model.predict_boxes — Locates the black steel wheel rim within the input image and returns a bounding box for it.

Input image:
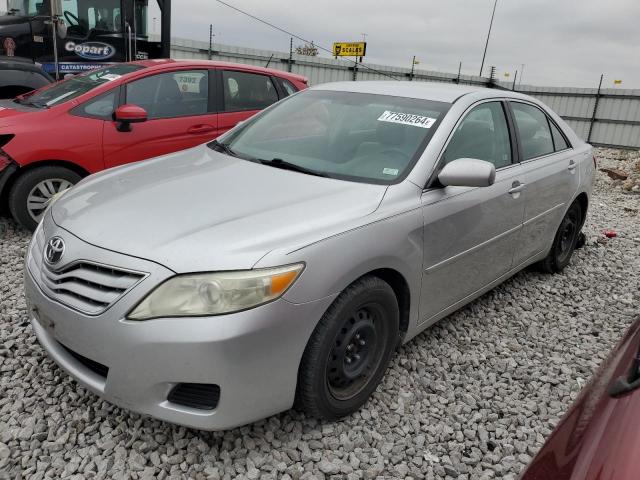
[326,304,386,401]
[557,208,579,263]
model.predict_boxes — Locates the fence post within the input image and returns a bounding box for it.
[208,24,213,60]
[288,37,293,72]
[512,70,517,90]
[587,74,603,143]
[456,61,461,84]
[352,57,358,81]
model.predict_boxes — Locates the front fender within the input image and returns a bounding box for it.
[255,206,424,331]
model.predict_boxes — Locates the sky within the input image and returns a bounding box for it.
[152,0,640,89]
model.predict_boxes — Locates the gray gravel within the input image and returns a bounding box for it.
[1,148,639,480]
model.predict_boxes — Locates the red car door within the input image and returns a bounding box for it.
[215,69,281,136]
[103,68,218,168]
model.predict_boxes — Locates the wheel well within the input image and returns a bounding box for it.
[1,160,89,205]
[575,192,589,227]
[366,268,411,335]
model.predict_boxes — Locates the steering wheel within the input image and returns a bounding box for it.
[64,10,80,26]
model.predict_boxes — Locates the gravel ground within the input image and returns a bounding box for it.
[1,148,639,480]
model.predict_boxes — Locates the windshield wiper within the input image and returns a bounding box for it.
[258,158,330,178]
[208,139,238,157]
[14,97,48,109]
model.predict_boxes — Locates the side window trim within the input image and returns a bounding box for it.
[507,100,572,162]
[211,68,224,113]
[426,98,515,189]
[272,76,287,99]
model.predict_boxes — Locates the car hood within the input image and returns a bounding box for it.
[52,145,387,273]
[0,99,43,126]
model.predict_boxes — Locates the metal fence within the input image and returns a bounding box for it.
[170,37,640,150]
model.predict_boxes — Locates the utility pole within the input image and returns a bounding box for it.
[208,24,213,60]
[519,63,525,87]
[288,37,293,72]
[512,70,518,90]
[456,61,462,83]
[479,0,498,77]
[409,55,416,81]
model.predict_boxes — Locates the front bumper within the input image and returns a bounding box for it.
[25,216,335,430]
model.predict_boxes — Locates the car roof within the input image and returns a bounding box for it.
[129,58,307,84]
[312,80,517,103]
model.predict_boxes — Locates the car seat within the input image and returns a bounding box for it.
[153,76,183,118]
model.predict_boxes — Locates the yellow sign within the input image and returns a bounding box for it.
[333,42,367,57]
[614,79,622,85]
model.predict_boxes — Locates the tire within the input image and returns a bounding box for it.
[538,202,583,273]
[296,275,399,420]
[8,166,81,232]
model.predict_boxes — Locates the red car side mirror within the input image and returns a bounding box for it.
[114,104,148,132]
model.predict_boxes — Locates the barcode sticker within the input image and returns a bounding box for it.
[378,111,436,129]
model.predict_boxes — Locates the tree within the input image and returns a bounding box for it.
[295,42,318,56]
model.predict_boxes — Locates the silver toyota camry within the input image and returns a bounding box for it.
[24,81,595,430]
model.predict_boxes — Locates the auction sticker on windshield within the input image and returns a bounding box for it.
[378,111,436,128]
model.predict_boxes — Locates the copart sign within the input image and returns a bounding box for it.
[65,41,115,60]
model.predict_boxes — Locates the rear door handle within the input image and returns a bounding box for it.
[508,181,526,194]
[187,124,215,134]
[568,160,577,171]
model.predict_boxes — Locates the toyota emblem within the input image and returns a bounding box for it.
[45,237,65,265]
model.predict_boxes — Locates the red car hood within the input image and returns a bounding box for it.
[521,316,640,480]
[0,100,40,127]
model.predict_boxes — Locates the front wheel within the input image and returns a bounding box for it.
[296,276,399,420]
[538,202,583,273]
[8,166,81,231]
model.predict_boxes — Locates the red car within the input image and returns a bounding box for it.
[521,315,640,480]
[0,59,307,230]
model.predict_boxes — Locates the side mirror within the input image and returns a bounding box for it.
[438,158,496,188]
[114,104,148,132]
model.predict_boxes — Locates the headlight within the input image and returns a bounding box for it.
[127,263,304,320]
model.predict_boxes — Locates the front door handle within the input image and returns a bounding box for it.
[568,160,577,171]
[187,124,215,134]
[508,181,526,195]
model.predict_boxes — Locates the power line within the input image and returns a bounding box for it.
[213,0,401,80]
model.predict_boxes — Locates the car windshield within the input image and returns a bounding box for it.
[17,64,143,108]
[215,90,450,184]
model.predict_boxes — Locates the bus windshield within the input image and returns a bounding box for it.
[7,0,50,16]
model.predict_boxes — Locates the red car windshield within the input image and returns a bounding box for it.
[17,64,144,108]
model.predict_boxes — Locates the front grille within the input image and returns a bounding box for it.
[28,228,146,315]
[61,343,109,378]
[167,383,221,410]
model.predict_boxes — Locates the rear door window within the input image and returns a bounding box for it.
[222,70,279,112]
[511,102,554,160]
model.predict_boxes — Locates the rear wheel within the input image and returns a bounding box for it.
[538,202,582,273]
[296,276,399,420]
[8,166,80,231]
